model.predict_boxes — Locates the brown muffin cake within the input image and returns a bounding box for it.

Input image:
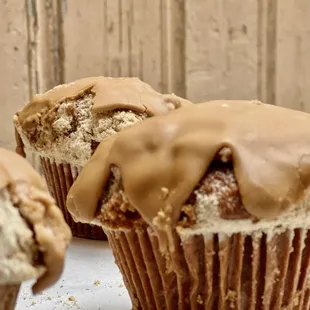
[0,148,71,310]
[13,76,191,240]
[68,100,310,309]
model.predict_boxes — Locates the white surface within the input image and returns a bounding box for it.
[16,238,131,310]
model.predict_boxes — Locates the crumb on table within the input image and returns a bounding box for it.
[68,296,76,302]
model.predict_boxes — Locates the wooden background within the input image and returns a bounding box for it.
[1,0,310,152]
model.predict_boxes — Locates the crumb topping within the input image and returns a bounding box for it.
[15,93,147,166]
[97,163,250,230]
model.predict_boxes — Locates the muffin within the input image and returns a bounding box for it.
[68,100,310,309]
[13,76,191,240]
[0,148,71,310]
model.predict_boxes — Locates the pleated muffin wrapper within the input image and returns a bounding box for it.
[105,225,310,310]
[0,284,20,310]
[40,156,106,240]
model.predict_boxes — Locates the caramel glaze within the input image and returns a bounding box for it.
[14,77,192,156]
[67,100,310,251]
[0,148,71,292]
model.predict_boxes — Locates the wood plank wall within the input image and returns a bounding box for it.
[1,0,310,156]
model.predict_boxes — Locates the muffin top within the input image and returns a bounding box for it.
[0,148,71,292]
[67,100,310,234]
[14,77,191,165]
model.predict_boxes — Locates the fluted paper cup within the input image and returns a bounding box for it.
[40,156,106,240]
[105,227,310,310]
[0,284,20,310]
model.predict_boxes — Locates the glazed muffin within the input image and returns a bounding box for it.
[13,76,191,240]
[68,100,310,309]
[0,148,71,310]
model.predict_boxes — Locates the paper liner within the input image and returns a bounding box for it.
[40,156,106,240]
[0,284,20,310]
[106,228,310,310]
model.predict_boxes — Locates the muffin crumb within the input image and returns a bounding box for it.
[226,290,237,308]
[68,296,76,302]
[161,187,169,200]
[196,294,203,304]
[153,209,172,231]
[178,204,196,228]
[218,147,232,163]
